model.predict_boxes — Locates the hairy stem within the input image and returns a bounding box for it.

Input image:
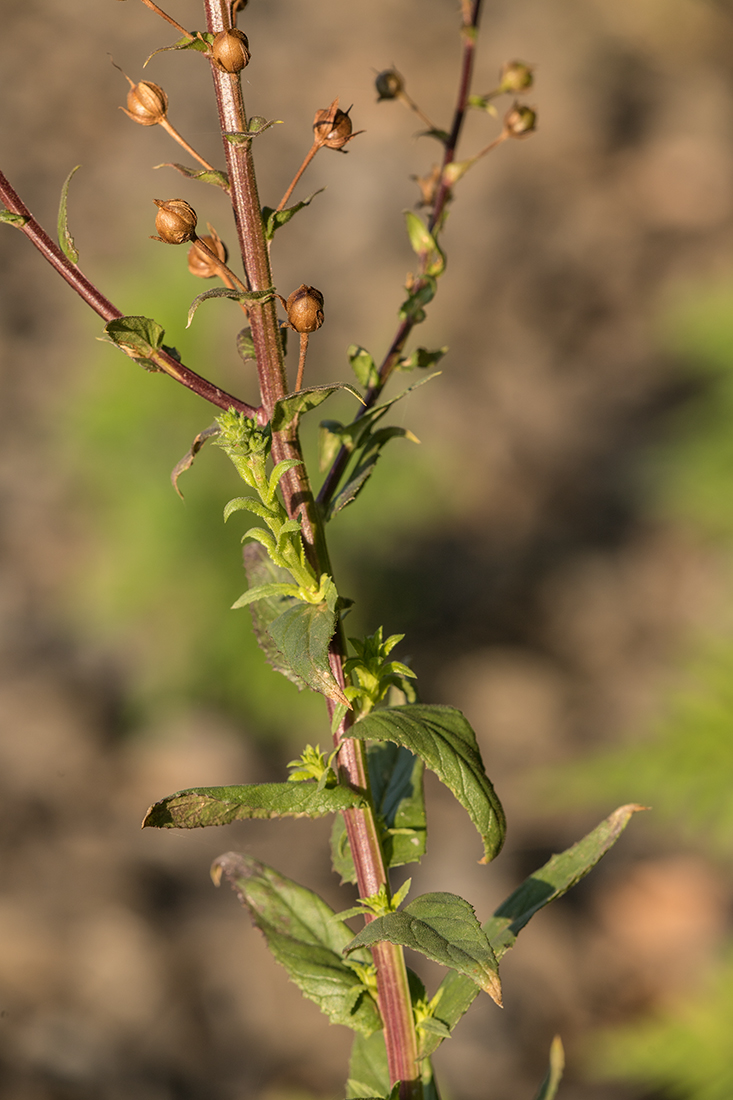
[0,169,256,416]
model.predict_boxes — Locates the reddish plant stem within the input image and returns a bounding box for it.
[317,0,483,514]
[203,4,422,1094]
[0,169,256,417]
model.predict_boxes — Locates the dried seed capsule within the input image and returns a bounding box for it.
[375,69,404,101]
[123,80,168,126]
[211,28,251,74]
[498,60,534,94]
[187,228,227,278]
[503,102,537,138]
[152,199,198,244]
[285,285,324,333]
[313,101,357,150]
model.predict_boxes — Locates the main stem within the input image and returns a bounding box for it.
[203,4,422,1096]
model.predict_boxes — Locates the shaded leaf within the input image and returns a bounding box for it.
[346,704,505,864]
[344,892,502,1006]
[155,162,230,192]
[346,1032,438,1100]
[398,276,437,323]
[404,212,445,276]
[142,780,364,829]
[534,1036,565,1100]
[236,327,256,364]
[348,345,380,390]
[243,543,306,688]
[326,426,419,521]
[171,423,219,498]
[187,286,275,328]
[57,164,81,264]
[144,31,212,66]
[331,743,426,883]
[268,594,349,705]
[0,210,29,228]
[397,346,448,372]
[213,853,381,1035]
[104,315,165,371]
[271,383,364,432]
[422,804,645,1055]
[262,188,324,241]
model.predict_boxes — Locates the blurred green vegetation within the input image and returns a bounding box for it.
[57,245,449,745]
[555,280,733,1098]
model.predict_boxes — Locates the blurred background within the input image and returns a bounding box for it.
[3,0,733,1097]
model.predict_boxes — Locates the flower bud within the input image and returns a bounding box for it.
[503,102,537,138]
[375,69,404,101]
[211,28,251,74]
[152,199,198,245]
[285,285,324,334]
[313,99,361,151]
[187,227,227,278]
[498,60,534,94]
[122,80,168,126]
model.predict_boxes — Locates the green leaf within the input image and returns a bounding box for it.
[331,743,426,883]
[347,1032,390,1099]
[236,326,256,364]
[0,209,29,228]
[421,804,644,1056]
[242,543,306,688]
[348,345,380,390]
[271,383,364,432]
[224,117,282,145]
[404,212,445,277]
[326,426,419,520]
[397,346,448,372]
[103,315,166,371]
[268,597,349,705]
[142,780,364,828]
[534,1035,565,1100]
[213,853,382,1036]
[398,276,437,323]
[187,286,275,328]
[57,164,80,264]
[344,892,502,1006]
[231,581,302,609]
[155,162,230,192]
[346,704,506,864]
[170,423,219,498]
[262,188,324,241]
[144,31,212,66]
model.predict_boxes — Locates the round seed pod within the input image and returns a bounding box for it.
[123,80,168,126]
[504,102,537,138]
[152,199,198,244]
[313,105,354,150]
[187,229,228,278]
[375,69,404,101]
[211,29,251,74]
[285,285,324,333]
[498,60,534,94]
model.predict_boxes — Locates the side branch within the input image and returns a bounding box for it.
[0,170,256,417]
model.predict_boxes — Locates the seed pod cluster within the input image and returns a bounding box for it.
[123,80,168,126]
[211,29,251,74]
[187,227,227,278]
[503,102,537,138]
[285,285,324,334]
[152,199,198,244]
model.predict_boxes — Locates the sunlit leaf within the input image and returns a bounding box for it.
[143,780,363,828]
[57,164,81,264]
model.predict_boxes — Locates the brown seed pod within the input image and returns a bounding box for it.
[187,227,228,278]
[313,99,361,151]
[122,80,168,126]
[211,28,251,74]
[503,101,537,138]
[375,69,404,101]
[285,285,324,334]
[498,60,534,94]
[152,199,198,245]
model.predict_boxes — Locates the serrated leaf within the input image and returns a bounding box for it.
[534,1036,565,1100]
[231,581,302,609]
[171,423,219,498]
[243,543,306,688]
[104,315,165,371]
[262,188,324,241]
[397,346,448,372]
[422,804,645,1056]
[187,286,275,328]
[346,704,505,864]
[213,853,381,1035]
[331,743,426,883]
[348,345,380,390]
[0,209,29,228]
[344,892,502,1005]
[268,597,348,705]
[57,164,80,264]
[144,31,212,66]
[271,383,364,432]
[142,780,364,828]
[155,162,230,192]
[236,326,256,363]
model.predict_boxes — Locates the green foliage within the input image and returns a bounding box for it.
[155,162,231,192]
[57,164,80,264]
[534,1037,565,1100]
[213,853,382,1036]
[103,314,167,371]
[346,704,506,864]
[262,189,324,241]
[142,779,363,828]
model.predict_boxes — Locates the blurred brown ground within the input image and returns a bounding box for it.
[2,1,733,1098]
